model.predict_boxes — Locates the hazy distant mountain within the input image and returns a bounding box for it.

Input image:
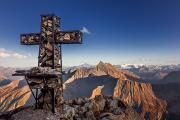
[160,71,180,84]
[62,63,93,73]
[116,64,180,83]
[0,66,24,80]
[64,61,167,120]
[0,74,6,81]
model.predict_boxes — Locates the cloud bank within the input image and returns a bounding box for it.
[0,48,27,59]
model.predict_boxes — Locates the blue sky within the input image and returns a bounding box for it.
[0,0,180,67]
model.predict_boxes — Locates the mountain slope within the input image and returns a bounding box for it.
[0,80,19,95]
[114,79,166,120]
[0,80,31,112]
[153,83,180,120]
[160,71,180,83]
[152,71,180,119]
[64,75,118,99]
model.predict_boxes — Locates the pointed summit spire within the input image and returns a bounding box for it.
[97,61,105,67]
[98,61,104,64]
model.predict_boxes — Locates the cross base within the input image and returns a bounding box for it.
[13,69,64,113]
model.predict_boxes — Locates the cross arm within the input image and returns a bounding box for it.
[21,33,41,45]
[55,30,82,44]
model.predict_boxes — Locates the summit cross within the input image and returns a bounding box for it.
[19,14,83,113]
[21,14,82,70]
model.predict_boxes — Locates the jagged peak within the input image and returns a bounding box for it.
[96,61,106,68]
[97,61,113,67]
[98,61,105,65]
[95,61,120,76]
[96,61,116,69]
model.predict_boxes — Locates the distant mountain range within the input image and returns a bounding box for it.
[115,64,180,83]
[0,63,179,82]
[63,63,180,83]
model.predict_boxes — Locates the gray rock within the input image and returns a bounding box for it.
[63,105,76,120]
[112,108,123,115]
[85,111,96,120]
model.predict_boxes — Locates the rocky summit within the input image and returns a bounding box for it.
[3,95,143,120]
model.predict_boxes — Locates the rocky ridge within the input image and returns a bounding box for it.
[64,61,139,87]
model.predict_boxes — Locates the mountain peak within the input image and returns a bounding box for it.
[97,61,105,66]
[95,61,122,77]
[96,61,116,70]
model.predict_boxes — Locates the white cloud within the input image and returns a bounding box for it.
[0,52,10,58]
[81,27,91,34]
[0,48,27,59]
[12,53,27,59]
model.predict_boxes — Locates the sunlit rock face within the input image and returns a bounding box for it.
[90,85,104,99]
[0,80,31,112]
[0,80,19,95]
[114,79,167,120]
[0,66,24,80]
[64,61,167,120]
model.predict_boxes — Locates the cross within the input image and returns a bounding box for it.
[20,14,83,112]
[21,14,82,71]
